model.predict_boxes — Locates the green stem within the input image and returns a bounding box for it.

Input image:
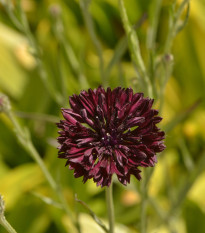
[0,216,17,233]
[14,111,60,123]
[80,0,106,87]
[168,151,205,219]
[140,169,148,233]
[106,182,115,233]
[0,195,17,233]
[147,0,162,95]
[7,110,58,189]
[118,0,153,97]
[4,0,63,105]
[147,0,162,50]
[75,194,108,233]
[5,110,78,231]
[164,0,190,53]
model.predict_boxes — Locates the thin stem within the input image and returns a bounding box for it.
[79,0,106,87]
[0,195,17,233]
[14,111,60,123]
[62,41,89,89]
[5,110,78,231]
[3,0,63,105]
[147,0,162,95]
[7,110,58,190]
[147,0,162,50]
[140,173,147,233]
[167,151,205,219]
[106,182,115,233]
[164,0,190,53]
[118,0,153,97]
[50,8,89,90]
[75,194,108,233]
[153,151,205,230]
[159,54,174,111]
[0,216,17,233]
[117,62,126,87]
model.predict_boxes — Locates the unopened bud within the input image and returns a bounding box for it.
[163,53,174,63]
[49,4,61,18]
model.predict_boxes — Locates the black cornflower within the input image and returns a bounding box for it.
[57,87,165,187]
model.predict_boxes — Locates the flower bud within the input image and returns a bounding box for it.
[49,4,61,18]
[163,53,174,63]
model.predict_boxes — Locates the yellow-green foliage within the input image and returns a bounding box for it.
[0,0,205,232]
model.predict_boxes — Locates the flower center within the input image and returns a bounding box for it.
[101,131,117,147]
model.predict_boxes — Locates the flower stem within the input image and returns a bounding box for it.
[79,0,106,87]
[119,0,153,97]
[0,195,17,233]
[2,0,63,105]
[140,169,148,233]
[106,182,115,233]
[0,216,17,233]
[4,110,78,232]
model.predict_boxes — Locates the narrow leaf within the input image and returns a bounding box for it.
[164,99,201,133]
[75,194,109,233]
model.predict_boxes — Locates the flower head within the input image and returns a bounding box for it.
[57,87,165,187]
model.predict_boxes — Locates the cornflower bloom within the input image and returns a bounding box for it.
[57,87,165,187]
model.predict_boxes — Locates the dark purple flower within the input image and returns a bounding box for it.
[57,87,165,187]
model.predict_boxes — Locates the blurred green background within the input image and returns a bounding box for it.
[0,0,205,232]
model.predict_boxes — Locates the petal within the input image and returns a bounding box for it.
[76,137,96,147]
[62,111,77,125]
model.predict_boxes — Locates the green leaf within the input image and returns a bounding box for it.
[0,163,43,210]
[0,23,28,99]
[183,200,205,233]
[164,99,201,133]
[75,194,109,233]
[105,37,127,80]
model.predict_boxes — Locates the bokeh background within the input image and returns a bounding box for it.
[0,0,205,232]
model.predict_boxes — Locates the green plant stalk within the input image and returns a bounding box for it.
[158,0,189,106]
[167,151,205,219]
[51,10,89,90]
[105,14,147,83]
[159,56,174,111]
[0,195,17,233]
[105,37,127,80]
[75,194,109,233]
[151,151,205,230]
[119,0,153,98]
[56,47,68,104]
[164,99,201,133]
[140,170,148,233]
[117,62,126,87]
[3,0,63,105]
[106,182,115,233]
[0,216,17,233]
[178,137,194,171]
[164,0,190,53]
[146,0,190,103]
[147,0,162,50]
[147,0,162,94]
[62,41,89,90]
[5,110,78,231]
[148,197,176,233]
[15,111,60,123]
[79,0,106,87]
